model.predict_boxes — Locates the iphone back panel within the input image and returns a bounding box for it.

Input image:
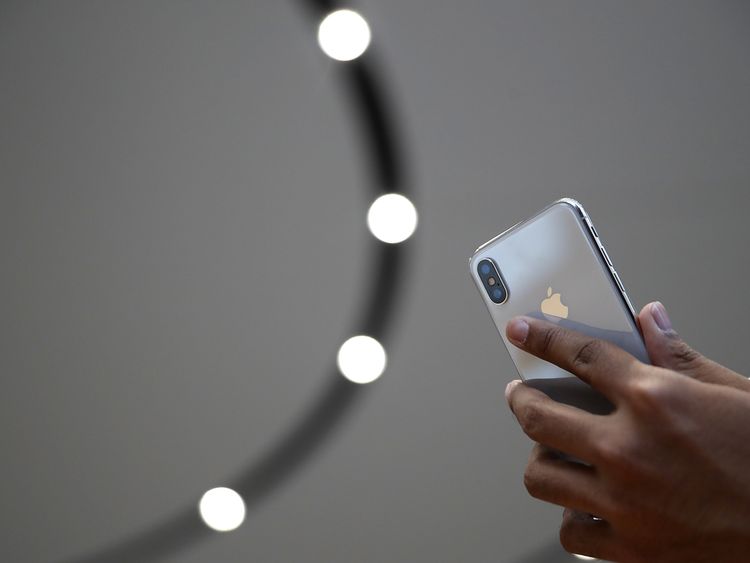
[469,198,648,414]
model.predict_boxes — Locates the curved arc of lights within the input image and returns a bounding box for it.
[59,3,413,563]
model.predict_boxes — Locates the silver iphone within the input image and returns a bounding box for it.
[469,198,648,414]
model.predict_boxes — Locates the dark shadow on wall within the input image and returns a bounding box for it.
[58,1,412,562]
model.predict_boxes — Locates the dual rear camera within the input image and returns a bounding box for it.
[477,259,508,304]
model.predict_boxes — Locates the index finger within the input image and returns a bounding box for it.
[506,316,639,400]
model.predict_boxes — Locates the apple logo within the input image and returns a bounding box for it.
[541,286,569,319]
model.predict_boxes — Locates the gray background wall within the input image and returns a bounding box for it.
[1,1,749,562]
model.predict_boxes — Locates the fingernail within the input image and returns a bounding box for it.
[505,379,521,402]
[651,301,672,331]
[507,318,529,345]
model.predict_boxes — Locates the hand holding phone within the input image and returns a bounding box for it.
[473,199,750,562]
[503,303,750,562]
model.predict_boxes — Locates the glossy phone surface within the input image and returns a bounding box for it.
[469,199,648,414]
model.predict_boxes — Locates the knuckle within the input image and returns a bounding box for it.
[595,438,625,467]
[595,435,634,470]
[666,337,704,372]
[523,463,550,500]
[517,400,545,438]
[539,325,563,356]
[626,376,673,412]
[522,464,539,496]
[596,436,644,483]
[571,338,605,370]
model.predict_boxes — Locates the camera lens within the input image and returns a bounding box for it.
[477,259,508,304]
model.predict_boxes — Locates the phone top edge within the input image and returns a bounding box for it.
[469,197,585,263]
[470,219,522,258]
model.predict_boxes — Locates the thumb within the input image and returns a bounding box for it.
[639,301,750,390]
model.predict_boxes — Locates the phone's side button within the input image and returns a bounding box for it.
[586,219,599,238]
[613,271,625,292]
[601,246,613,266]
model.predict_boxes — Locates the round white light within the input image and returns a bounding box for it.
[318,9,371,62]
[337,335,387,384]
[367,193,418,244]
[573,555,597,561]
[198,487,246,532]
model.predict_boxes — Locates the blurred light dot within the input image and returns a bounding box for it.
[337,335,386,384]
[367,193,418,244]
[198,487,246,532]
[573,555,597,561]
[318,9,371,61]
